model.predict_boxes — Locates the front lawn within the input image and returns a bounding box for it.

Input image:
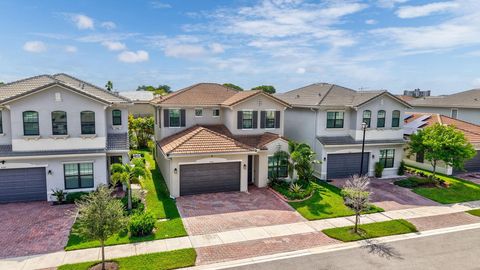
[467,209,480,217]
[322,219,417,242]
[289,181,383,220]
[65,150,187,251]
[395,167,480,204]
[58,248,196,270]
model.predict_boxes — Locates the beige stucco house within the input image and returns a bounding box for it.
[151,83,291,197]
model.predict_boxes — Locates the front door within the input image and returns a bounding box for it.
[248,155,253,184]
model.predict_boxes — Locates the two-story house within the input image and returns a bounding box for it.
[0,74,131,203]
[151,83,291,197]
[277,83,411,179]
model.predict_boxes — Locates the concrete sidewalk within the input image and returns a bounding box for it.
[2,200,480,270]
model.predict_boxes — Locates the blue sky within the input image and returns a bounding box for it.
[1,0,480,94]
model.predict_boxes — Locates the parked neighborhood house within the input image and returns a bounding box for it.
[403,112,480,175]
[152,83,291,197]
[120,90,155,118]
[408,88,480,125]
[277,83,411,180]
[0,74,131,203]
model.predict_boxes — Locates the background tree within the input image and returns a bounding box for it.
[223,83,243,91]
[128,115,154,149]
[137,84,171,95]
[0,82,4,85]
[342,175,371,234]
[289,141,320,182]
[76,185,127,270]
[105,80,113,91]
[251,85,276,94]
[408,123,476,180]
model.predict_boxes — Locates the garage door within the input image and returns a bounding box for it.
[454,150,480,174]
[0,167,47,203]
[180,162,241,196]
[327,153,369,179]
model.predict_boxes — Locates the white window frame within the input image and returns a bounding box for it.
[194,108,203,117]
[169,108,181,128]
[451,108,458,119]
[241,109,254,130]
[212,108,220,117]
[326,110,345,129]
[265,109,276,130]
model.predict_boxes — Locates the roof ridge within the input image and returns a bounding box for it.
[318,84,336,105]
[153,83,203,104]
[0,74,53,88]
[53,73,131,102]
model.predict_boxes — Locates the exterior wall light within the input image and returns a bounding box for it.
[243,164,247,170]
[48,170,53,175]
[174,168,178,174]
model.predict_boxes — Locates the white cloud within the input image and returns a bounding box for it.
[101,41,127,51]
[76,33,139,43]
[396,2,459,19]
[365,19,378,25]
[70,14,94,30]
[165,44,206,58]
[118,50,149,63]
[209,43,225,53]
[23,41,47,53]
[150,1,171,9]
[296,67,306,74]
[65,45,77,53]
[101,21,116,30]
[376,0,409,8]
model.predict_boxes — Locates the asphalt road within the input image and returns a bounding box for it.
[226,228,480,270]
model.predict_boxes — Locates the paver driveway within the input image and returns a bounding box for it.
[176,187,305,235]
[0,202,76,259]
[331,178,439,211]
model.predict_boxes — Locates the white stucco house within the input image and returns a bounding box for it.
[152,83,291,197]
[0,74,131,202]
[277,83,412,180]
[120,91,155,118]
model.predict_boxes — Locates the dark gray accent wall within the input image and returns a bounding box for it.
[180,109,186,127]
[260,111,266,128]
[275,111,281,128]
[252,111,258,129]
[237,111,243,129]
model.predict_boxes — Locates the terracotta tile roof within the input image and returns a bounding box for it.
[157,125,287,156]
[151,83,239,106]
[158,125,255,156]
[404,112,480,146]
[222,90,291,107]
[0,73,130,104]
[396,95,416,102]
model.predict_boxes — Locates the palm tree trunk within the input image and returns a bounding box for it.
[101,239,105,270]
[128,182,132,210]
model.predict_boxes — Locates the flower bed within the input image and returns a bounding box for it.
[269,180,314,201]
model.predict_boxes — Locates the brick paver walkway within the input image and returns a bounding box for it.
[196,232,340,265]
[177,187,305,235]
[331,178,439,211]
[0,202,76,259]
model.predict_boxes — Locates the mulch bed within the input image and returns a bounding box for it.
[89,262,119,270]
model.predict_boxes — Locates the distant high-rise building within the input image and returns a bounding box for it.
[403,88,431,98]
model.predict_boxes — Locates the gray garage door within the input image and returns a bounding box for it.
[454,150,480,174]
[180,162,241,196]
[0,167,47,203]
[327,152,370,179]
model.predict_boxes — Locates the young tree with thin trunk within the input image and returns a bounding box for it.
[408,123,476,181]
[342,175,371,234]
[75,185,127,270]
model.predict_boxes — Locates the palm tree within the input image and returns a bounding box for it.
[110,159,146,210]
[105,80,113,91]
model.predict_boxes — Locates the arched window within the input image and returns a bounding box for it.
[377,110,386,128]
[362,110,371,128]
[81,111,95,135]
[112,109,122,126]
[392,110,400,128]
[23,111,39,136]
[52,111,67,135]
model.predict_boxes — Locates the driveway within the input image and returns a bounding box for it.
[0,202,76,259]
[176,187,305,235]
[330,178,439,211]
[454,172,480,185]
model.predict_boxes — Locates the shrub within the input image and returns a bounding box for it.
[374,162,384,178]
[121,196,144,214]
[129,211,156,237]
[51,188,67,203]
[65,192,90,204]
[394,177,436,188]
[271,180,313,200]
[398,161,406,175]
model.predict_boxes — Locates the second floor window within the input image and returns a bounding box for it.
[242,111,253,129]
[362,110,371,128]
[392,110,400,128]
[112,110,122,126]
[377,110,386,128]
[81,111,95,135]
[169,109,181,127]
[52,111,67,135]
[451,109,458,119]
[265,111,276,128]
[326,111,344,128]
[23,111,39,136]
[212,108,220,117]
[195,108,203,117]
